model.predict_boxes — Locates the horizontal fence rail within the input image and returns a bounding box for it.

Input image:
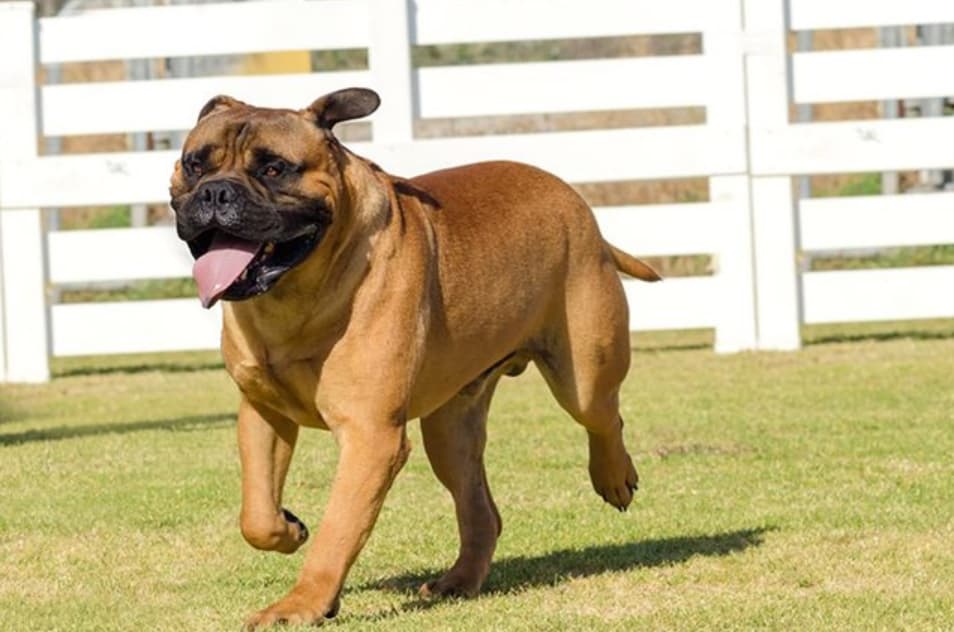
[751,117,954,176]
[411,0,731,44]
[623,278,719,331]
[0,125,746,209]
[790,0,954,30]
[38,1,370,63]
[48,227,192,284]
[800,193,954,252]
[51,300,222,357]
[1,0,952,382]
[803,267,954,324]
[594,204,728,257]
[42,71,376,137]
[793,46,954,104]
[359,127,747,183]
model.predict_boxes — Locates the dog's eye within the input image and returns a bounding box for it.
[184,159,204,178]
[263,161,286,178]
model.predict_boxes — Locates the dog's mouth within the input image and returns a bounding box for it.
[189,226,324,308]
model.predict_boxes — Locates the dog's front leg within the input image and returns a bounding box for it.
[244,421,410,629]
[237,398,308,554]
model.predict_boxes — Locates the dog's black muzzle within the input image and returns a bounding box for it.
[172,179,332,302]
[175,178,284,246]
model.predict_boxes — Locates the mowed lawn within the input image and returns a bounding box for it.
[1,322,953,631]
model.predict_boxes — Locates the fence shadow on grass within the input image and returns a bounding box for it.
[361,526,773,613]
[53,360,225,379]
[0,412,233,445]
[805,327,954,347]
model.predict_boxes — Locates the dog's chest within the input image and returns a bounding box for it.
[230,360,326,428]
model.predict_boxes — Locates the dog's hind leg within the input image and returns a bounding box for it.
[538,358,638,511]
[418,366,512,598]
[237,397,309,554]
[535,268,639,511]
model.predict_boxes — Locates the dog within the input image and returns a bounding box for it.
[168,87,660,628]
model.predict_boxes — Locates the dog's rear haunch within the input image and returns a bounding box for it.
[168,87,659,628]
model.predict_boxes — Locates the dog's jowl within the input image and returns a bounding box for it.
[169,87,660,629]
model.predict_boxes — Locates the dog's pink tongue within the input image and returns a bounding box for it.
[192,234,261,309]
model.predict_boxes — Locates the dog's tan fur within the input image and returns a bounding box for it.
[169,88,659,628]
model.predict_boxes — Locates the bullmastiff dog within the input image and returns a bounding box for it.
[169,87,660,628]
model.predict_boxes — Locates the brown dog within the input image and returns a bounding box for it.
[169,87,659,628]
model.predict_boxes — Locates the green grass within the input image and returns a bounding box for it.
[60,278,197,303]
[59,205,132,230]
[811,244,954,271]
[309,35,701,72]
[814,173,883,198]
[2,323,953,630]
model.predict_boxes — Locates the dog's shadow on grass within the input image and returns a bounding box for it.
[359,526,773,616]
[0,412,232,445]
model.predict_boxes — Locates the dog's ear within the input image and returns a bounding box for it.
[306,88,380,130]
[197,95,245,122]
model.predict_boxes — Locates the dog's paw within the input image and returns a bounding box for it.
[589,446,639,512]
[243,590,339,630]
[241,509,309,554]
[418,568,484,600]
[281,508,309,547]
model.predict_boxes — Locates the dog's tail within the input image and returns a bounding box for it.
[606,242,662,282]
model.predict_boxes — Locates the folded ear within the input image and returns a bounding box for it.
[197,95,246,122]
[306,87,380,130]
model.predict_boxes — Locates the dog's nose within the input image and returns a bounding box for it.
[196,179,242,225]
[201,180,238,207]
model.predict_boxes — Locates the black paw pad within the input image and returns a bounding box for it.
[281,508,309,543]
[325,594,341,619]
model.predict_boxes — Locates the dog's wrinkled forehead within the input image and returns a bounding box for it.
[181,88,381,173]
[183,107,324,169]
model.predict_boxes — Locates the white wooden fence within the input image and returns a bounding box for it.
[0,0,952,382]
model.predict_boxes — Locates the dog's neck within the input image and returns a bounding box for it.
[221,155,408,367]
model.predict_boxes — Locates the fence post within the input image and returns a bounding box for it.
[704,0,758,353]
[367,0,415,143]
[0,2,52,382]
[743,0,802,350]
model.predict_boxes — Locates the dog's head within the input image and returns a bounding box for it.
[169,87,380,308]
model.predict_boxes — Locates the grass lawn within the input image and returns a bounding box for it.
[1,322,953,630]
